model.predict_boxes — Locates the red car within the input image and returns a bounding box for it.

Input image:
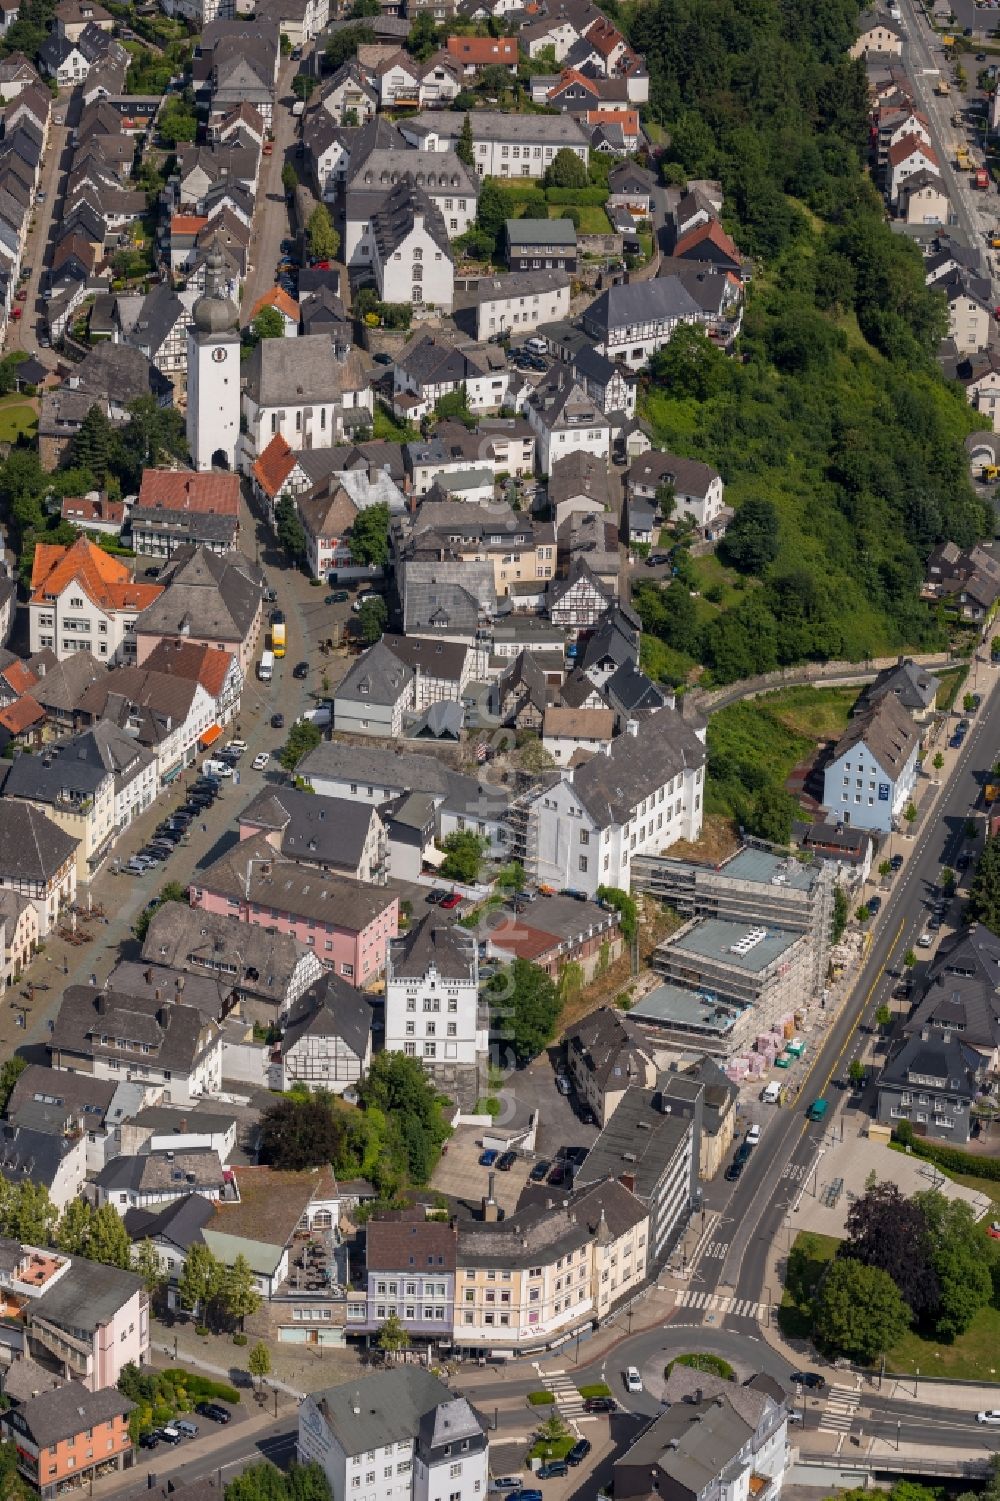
[14,288,27,302]
[989,1222,1000,1240]
[440,892,462,910]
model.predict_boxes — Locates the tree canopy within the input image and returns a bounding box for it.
[259,1097,347,1171]
[813,1257,911,1363]
[487,958,561,1063]
[349,503,389,567]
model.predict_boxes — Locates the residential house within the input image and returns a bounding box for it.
[582,278,704,368]
[48,984,224,1104]
[279,972,373,1093]
[575,1073,701,1262]
[141,900,324,1027]
[572,344,636,420]
[898,169,950,224]
[548,557,615,631]
[887,133,939,204]
[28,537,162,664]
[905,925,1000,1070]
[876,1026,983,1143]
[382,634,470,712]
[385,917,482,1076]
[239,783,387,886]
[122,284,191,392]
[496,650,547,730]
[924,539,1000,623]
[548,450,614,530]
[0,891,39,982]
[480,892,623,985]
[850,9,903,55]
[345,1211,457,1342]
[296,469,405,582]
[191,833,399,988]
[297,1369,487,1501]
[133,545,264,679]
[1,728,121,883]
[129,471,240,560]
[394,334,508,417]
[2,1380,135,1497]
[457,269,571,342]
[853,658,939,723]
[626,450,725,531]
[822,693,920,833]
[74,661,231,789]
[613,1365,788,1501]
[444,34,516,74]
[505,218,577,273]
[518,705,706,896]
[59,495,128,538]
[522,367,611,474]
[398,558,497,644]
[370,178,455,313]
[333,642,415,740]
[395,499,556,599]
[542,705,614,764]
[608,160,655,214]
[249,286,299,338]
[315,59,377,125]
[399,108,588,179]
[564,1006,656,1125]
[93,1149,231,1215]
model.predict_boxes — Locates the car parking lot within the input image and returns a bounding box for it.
[430,1126,534,1215]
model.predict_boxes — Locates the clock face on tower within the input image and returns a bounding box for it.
[211,347,228,363]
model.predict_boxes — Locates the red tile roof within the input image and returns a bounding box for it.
[550,68,600,97]
[251,286,300,324]
[673,218,742,263]
[60,495,127,525]
[585,16,625,55]
[136,470,240,516]
[252,433,297,500]
[0,660,39,697]
[30,537,163,614]
[171,214,208,237]
[585,107,638,132]
[0,694,45,735]
[887,131,937,168]
[141,638,235,700]
[445,35,517,64]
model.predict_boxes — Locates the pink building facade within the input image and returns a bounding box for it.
[188,889,398,986]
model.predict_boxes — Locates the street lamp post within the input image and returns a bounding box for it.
[896,1419,901,1452]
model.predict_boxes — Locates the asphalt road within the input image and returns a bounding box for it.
[691,659,1000,1327]
[898,0,996,289]
[240,57,299,323]
[109,1420,297,1498]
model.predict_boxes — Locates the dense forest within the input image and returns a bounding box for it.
[618,0,991,685]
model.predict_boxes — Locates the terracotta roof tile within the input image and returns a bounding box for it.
[29,536,163,614]
[171,214,208,236]
[140,638,235,700]
[0,660,39,696]
[445,35,516,63]
[251,286,300,324]
[0,694,45,734]
[252,432,297,500]
[137,470,240,515]
[673,218,741,262]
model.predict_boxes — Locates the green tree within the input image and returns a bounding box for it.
[133,1239,166,1298]
[158,95,198,145]
[595,886,638,943]
[56,1196,93,1255]
[721,498,781,575]
[439,830,487,883]
[536,1411,568,1449]
[878,860,891,880]
[475,178,513,252]
[357,595,388,644]
[543,147,588,189]
[488,958,561,1062]
[252,306,286,342]
[349,503,389,566]
[222,1254,263,1330]
[88,1203,132,1268]
[831,886,849,943]
[812,1258,911,1362]
[932,752,944,773]
[914,1190,995,1340]
[847,1059,866,1088]
[456,112,475,167]
[113,398,188,491]
[325,22,374,68]
[0,1056,26,1113]
[875,1003,892,1032]
[292,73,316,101]
[248,1341,272,1384]
[279,719,322,771]
[72,404,114,483]
[307,203,340,263]
[275,494,307,562]
[648,324,731,400]
[178,1243,224,1324]
[376,1310,408,1358]
[260,1097,346,1170]
[903,948,916,968]
[497,860,527,904]
[407,10,440,59]
[0,1181,55,1245]
[134,880,188,942]
[747,782,798,844]
[281,163,299,195]
[967,836,1000,934]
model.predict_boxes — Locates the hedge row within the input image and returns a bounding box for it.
[546,186,610,205]
[895,1132,1000,1183]
[502,181,546,202]
[160,1369,242,1405]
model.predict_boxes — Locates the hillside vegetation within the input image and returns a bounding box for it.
[623,0,989,685]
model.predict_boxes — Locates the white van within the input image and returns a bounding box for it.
[298,706,332,728]
[203,758,234,778]
[761,1080,781,1105]
[525,336,547,355]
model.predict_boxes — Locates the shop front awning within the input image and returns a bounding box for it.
[162,763,184,785]
[199,723,223,750]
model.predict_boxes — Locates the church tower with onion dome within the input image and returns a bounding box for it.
[186,245,240,472]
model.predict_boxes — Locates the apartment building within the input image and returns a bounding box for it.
[345,1211,457,1342]
[0,802,77,937]
[385,917,483,1073]
[29,537,162,663]
[2,1379,135,1497]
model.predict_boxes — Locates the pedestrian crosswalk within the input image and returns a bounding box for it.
[818,1384,861,1435]
[543,1369,586,1418]
[703,1241,728,1259]
[671,1288,764,1320]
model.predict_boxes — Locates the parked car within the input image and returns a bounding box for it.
[950,732,964,748]
[537,1463,568,1481]
[566,1440,592,1467]
[978,1412,1000,1425]
[175,1420,199,1439]
[724,1157,744,1182]
[252,753,270,771]
[158,1426,183,1445]
[745,1123,761,1146]
[583,1397,617,1414]
[497,1151,517,1171]
[547,1163,567,1186]
[426,889,448,906]
[646,552,671,567]
[271,712,285,729]
[624,1367,643,1394]
[195,1402,231,1425]
[373,352,394,366]
[479,1149,498,1167]
[139,1433,159,1450]
[325,591,349,604]
[890,854,903,871]
[790,1372,826,1390]
[440,892,463,910]
[353,591,380,612]
[293,661,309,679]
[555,1074,572,1096]
[867,895,882,916]
[528,1160,550,1182]
[917,930,933,947]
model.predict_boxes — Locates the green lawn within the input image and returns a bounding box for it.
[577,1383,611,1399]
[0,400,37,443]
[372,403,417,442]
[690,553,747,611]
[887,1304,1000,1381]
[935,664,969,713]
[528,1435,575,1463]
[547,203,611,234]
[706,686,856,824]
[759,684,860,740]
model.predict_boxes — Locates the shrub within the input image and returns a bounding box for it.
[577,1383,611,1399]
[233,1333,248,1346]
[892,1129,1000,1182]
[665,1353,735,1381]
[195,1325,210,1337]
[528,1391,555,1405]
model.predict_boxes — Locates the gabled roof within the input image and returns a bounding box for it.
[828,692,919,780]
[251,285,300,324]
[281,971,372,1064]
[887,131,938,167]
[251,432,297,500]
[371,175,452,263]
[445,34,517,63]
[336,640,414,708]
[29,536,163,615]
[569,703,705,827]
[0,799,77,881]
[672,218,741,264]
[389,914,475,982]
[140,638,235,701]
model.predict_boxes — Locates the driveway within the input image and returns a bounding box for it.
[508,1052,600,1163]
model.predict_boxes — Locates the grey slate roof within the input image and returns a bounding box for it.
[123,1191,215,1252]
[3,735,109,808]
[312,1368,455,1455]
[197,832,394,931]
[548,450,613,511]
[506,217,577,248]
[906,924,1000,1053]
[880,1028,980,1097]
[854,657,939,716]
[26,650,106,715]
[584,276,703,336]
[575,1077,698,1204]
[371,175,451,262]
[240,783,381,872]
[7,1064,115,1127]
[95,1148,226,1196]
[13,1380,133,1450]
[48,985,219,1075]
[569,704,704,828]
[29,1252,144,1334]
[135,544,262,647]
[828,692,918,780]
[389,915,475,982]
[0,1123,79,1194]
[299,741,510,822]
[244,333,372,407]
[281,971,372,1063]
[0,800,78,882]
[382,633,467,684]
[400,559,496,635]
[336,640,415,709]
[64,340,173,406]
[566,1005,653,1092]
